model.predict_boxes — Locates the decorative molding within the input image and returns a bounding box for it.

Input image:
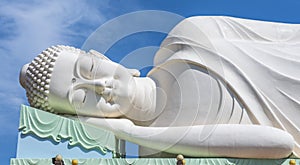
[19,105,115,154]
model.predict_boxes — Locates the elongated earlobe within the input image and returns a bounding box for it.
[127,69,140,77]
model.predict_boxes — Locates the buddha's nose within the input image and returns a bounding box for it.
[20,63,29,88]
[83,79,107,94]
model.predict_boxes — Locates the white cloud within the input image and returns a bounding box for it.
[0,0,107,60]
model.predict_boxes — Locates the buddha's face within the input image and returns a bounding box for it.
[71,52,137,117]
[20,46,139,117]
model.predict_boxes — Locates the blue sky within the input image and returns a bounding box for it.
[1,0,300,164]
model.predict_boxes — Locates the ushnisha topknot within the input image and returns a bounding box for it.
[20,45,111,113]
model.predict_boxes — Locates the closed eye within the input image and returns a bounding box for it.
[90,58,94,72]
[83,94,87,103]
[71,89,86,109]
[76,55,95,80]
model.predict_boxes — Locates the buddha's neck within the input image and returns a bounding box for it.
[125,77,157,121]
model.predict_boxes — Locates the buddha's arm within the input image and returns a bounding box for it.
[80,117,294,159]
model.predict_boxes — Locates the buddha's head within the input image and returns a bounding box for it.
[20,45,140,117]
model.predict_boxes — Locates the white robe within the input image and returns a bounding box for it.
[150,16,300,157]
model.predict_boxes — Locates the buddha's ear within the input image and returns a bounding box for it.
[127,69,140,77]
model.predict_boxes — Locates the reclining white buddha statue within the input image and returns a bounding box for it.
[19,16,300,159]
